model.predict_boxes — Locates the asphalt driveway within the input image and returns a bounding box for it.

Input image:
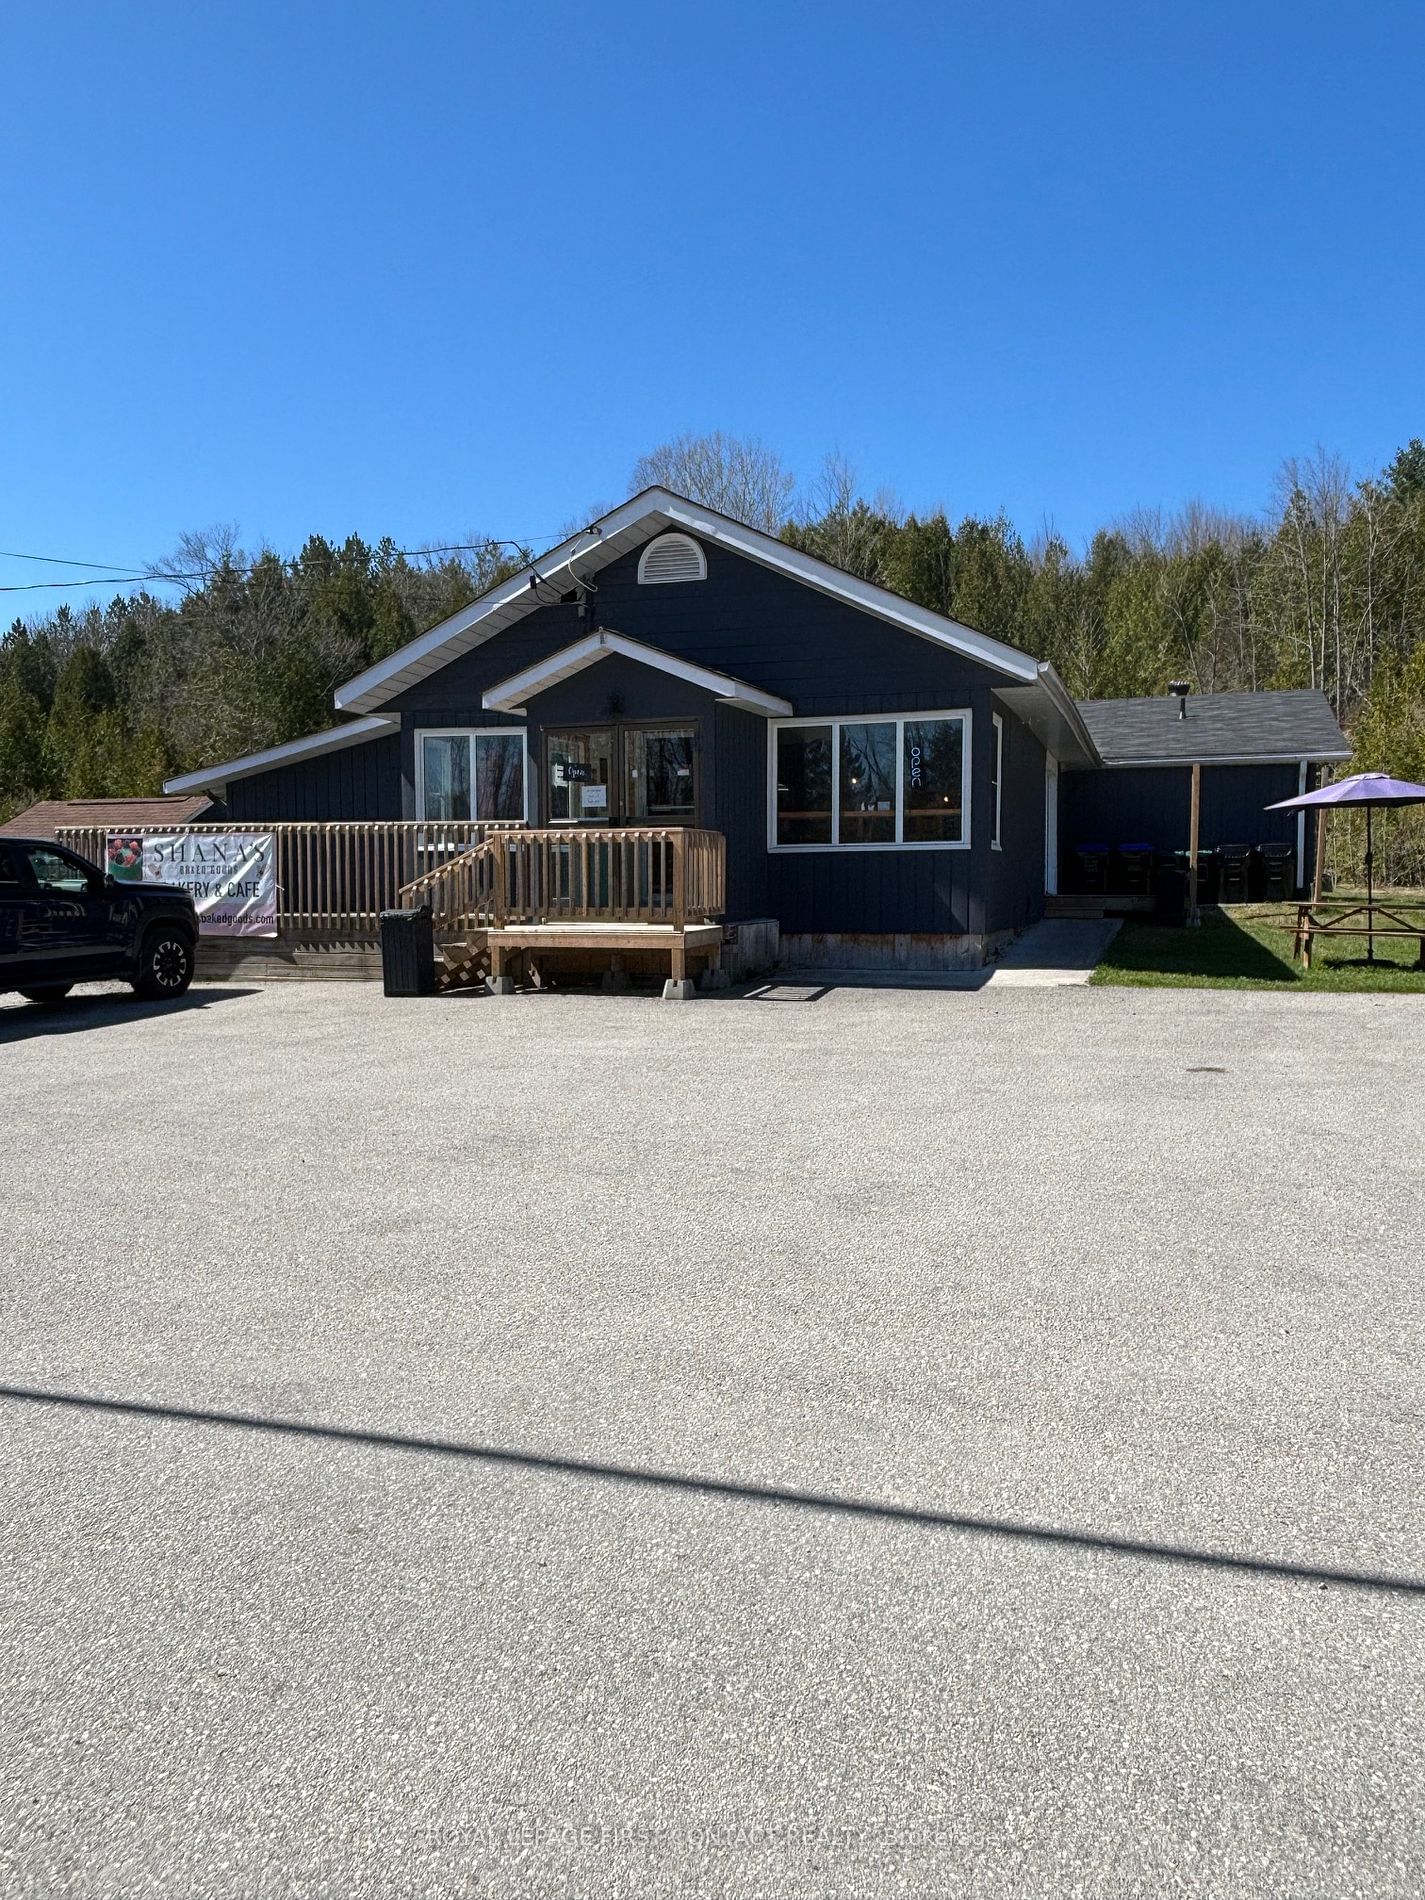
[1,979,1422,1898]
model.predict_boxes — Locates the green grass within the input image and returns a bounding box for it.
[1090,901,1425,993]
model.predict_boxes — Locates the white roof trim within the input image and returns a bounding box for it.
[993,664,1102,769]
[334,487,1040,714]
[482,628,794,719]
[163,715,398,794]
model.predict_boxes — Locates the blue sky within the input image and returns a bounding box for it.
[3,0,1422,611]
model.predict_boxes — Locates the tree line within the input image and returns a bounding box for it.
[4,435,1424,875]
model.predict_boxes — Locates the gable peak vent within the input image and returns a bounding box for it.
[637,531,707,586]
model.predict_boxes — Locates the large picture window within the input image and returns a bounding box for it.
[775,725,833,844]
[417,729,526,823]
[771,711,970,850]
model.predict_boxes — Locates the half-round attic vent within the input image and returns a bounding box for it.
[637,531,707,585]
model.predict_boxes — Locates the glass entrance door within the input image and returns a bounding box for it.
[546,728,615,825]
[545,724,700,826]
[625,725,697,823]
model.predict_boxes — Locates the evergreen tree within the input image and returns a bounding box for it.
[43,646,116,795]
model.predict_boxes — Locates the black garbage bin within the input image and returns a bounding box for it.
[1115,841,1154,896]
[1075,843,1110,894]
[1155,860,1190,925]
[1217,843,1251,903]
[380,905,436,997]
[1192,847,1219,905]
[1256,842,1294,902]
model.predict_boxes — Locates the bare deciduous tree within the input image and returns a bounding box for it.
[147,524,246,596]
[630,431,796,532]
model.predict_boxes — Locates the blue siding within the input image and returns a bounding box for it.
[713,704,769,920]
[213,538,1164,940]
[1059,761,1304,856]
[378,541,1010,936]
[987,708,1046,933]
[224,735,403,822]
[376,540,1013,717]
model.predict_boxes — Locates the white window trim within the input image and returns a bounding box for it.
[415,726,529,823]
[767,709,973,853]
[990,712,1004,851]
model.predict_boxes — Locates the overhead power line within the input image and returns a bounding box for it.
[0,533,575,595]
[0,547,146,572]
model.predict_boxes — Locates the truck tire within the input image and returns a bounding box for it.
[18,984,74,1004]
[132,925,195,1000]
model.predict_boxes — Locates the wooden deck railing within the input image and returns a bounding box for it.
[56,819,726,940]
[398,833,503,933]
[399,826,727,933]
[57,821,499,936]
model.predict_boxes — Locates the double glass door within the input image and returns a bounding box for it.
[545,724,698,826]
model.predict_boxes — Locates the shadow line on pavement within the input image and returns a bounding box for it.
[0,987,261,1042]
[4,1381,1420,1598]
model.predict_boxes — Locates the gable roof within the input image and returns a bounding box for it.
[164,714,397,795]
[1,794,212,839]
[482,628,794,718]
[333,487,1042,715]
[1075,689,1351,767]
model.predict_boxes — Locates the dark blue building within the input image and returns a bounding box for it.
[167,489,1351,967]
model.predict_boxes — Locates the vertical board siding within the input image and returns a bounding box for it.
[1059,760,1304,862]
[712,703,768,920]
[986,708,1047,932]
[377,543,1013,720]
[376,547,1008,939]
[223,735,403,822]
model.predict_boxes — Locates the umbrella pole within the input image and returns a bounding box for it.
[1366,805,1375,964]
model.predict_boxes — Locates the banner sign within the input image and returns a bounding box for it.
[106,832,279,937]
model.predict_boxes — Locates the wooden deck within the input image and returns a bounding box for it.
[471,920,724,994]
[52,818,729,990]
[407,826,728,993]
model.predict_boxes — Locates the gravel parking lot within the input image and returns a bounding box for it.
[2,978,1422,1898]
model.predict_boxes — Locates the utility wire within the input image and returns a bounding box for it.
[0,533,574,595]
[0,548,146,572]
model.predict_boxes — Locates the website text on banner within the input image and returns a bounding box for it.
[105,832,278,937]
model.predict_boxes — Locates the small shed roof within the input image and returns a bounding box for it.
[1075,689,1350,767]
[0,794,213,840]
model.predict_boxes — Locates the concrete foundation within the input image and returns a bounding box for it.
[721,919,780,981]
[777,930,1015,974]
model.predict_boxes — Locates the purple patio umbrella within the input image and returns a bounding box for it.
[1267,772,1425,962]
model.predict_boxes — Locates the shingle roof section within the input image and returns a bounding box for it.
[0,795,213,839]
[1074,689,1350,766]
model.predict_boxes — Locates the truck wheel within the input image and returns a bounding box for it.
[133,927,195,1000]
[19,984,74,1005]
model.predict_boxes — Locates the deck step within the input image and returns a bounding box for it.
[1044,895,1107,920]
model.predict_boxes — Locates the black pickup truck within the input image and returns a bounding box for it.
[0,837,198,1004]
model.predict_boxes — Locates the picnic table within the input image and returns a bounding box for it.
[1291,900,1425,970]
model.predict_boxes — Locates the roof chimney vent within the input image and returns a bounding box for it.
[1168,680,1191,719]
